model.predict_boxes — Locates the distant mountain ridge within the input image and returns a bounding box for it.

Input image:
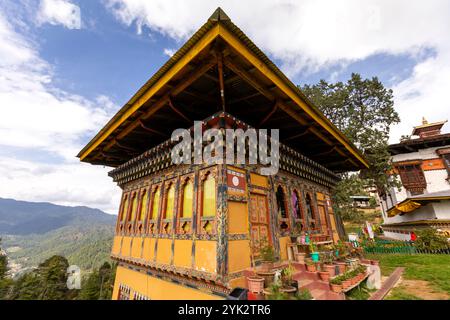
[0,198,115,235]
[0,198,116,272]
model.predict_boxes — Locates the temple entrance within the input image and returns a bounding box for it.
[249,193,271,257]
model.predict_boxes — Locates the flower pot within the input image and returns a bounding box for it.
[330,283,343,293]
[256,271,276,287]
[280,286,297,297]
[342,279,352,289]
[336,262,346,274]
[290,236,298,243]
[324,264,336,277]
[247,277,265,294]
[319,271,330,282]
[306,263,317,272]
[295,252,306,264]
[310,252,320,262]
[350,276,358,285]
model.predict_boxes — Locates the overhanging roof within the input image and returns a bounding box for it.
[77,8,368,172]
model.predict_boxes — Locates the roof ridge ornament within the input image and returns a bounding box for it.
[422,116,428,125]
[208,7,231,22]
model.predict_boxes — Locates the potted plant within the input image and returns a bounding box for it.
[259,240,276,271]
[281,263,298,291]
[309,242,319,262]
[295,252,306,264]
[293,288,313,300]
[318,270,330,282]
[329,276,343,293]
[341,272,352,289]
[305,259,317,272]
[322,253,336,277]
[246,276,265,294]
[264,282,289,300]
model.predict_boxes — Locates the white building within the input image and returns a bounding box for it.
[379,118,450,240]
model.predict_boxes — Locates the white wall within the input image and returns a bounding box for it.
[432,202,450,220]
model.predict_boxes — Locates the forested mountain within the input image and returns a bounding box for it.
[0,198,115,273]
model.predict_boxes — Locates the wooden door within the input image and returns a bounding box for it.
[317,204,328,234]
[249,193,271,256]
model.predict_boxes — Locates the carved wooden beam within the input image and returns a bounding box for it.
[139,119,168,137]
[259,101,278,127]
[217,53,226,111]
[168,97,191,123]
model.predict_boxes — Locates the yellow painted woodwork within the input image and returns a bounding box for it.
[202,176,216,217]
[250,173,268,188]
[121,237,132,257]
[173,240,193,268]
[316,192,325,201]
[131,237,143,259]
[151,188,160,219]
[156,238,172,265]
[139,190,148,221]
[121,196,128,222]
[194,240,216,273]
[227,201,248,234]
[227,240,251,273]
[130,196,138,221]
[278,236,289,261]
[165,184,175,219]
[111,236,122,255]
[182,182,194,218]
[142,237,156,262]
[113,266,221,300]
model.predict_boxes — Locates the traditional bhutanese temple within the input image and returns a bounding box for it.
[78,8,368,300]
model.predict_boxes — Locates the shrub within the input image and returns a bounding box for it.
[415,229,449,251]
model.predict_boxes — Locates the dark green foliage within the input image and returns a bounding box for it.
[331,175,366,221]
[79,262,116,300]
[9,255,74,300]
[415,229,449,251]
[301,73,401,221]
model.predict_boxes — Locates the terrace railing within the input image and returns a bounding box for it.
[349,239,450,255]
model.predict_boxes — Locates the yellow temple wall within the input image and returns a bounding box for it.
[112,265,221,300]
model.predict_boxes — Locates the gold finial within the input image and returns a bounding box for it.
[422,117,428,125]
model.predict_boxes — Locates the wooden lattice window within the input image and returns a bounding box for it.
[276,185,290,231]
[396,163,426,195]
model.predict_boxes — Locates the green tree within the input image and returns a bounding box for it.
[79,262,116,300]
[331,174,366,221]
[301,73,401,221]
[0,238,13,300]
[10,255,75,300]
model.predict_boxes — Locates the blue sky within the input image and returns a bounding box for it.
[0,0,449,213]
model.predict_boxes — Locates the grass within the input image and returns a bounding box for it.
[385,287,423,300]
[345,282,375,300]
[365,254,450,294]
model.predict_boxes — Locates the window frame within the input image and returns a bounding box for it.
[177,174,195,235]
[197,169,217,235]
[146,183,162,235]
[275,184,290,232]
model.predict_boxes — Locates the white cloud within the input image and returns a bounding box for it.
[37,0,81,29]
[163,48,176,57]
[104,0,450,142]
[0,10,120,213]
